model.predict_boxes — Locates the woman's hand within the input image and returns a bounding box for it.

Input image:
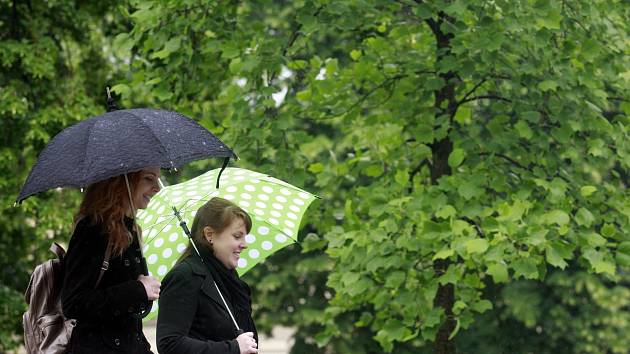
[138,275,161,300]
[236,332,258,354]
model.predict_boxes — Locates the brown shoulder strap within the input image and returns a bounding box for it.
[94,240,112,289]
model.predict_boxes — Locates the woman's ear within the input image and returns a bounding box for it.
[203,226,214,243]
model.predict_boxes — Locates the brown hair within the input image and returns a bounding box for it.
[75,171,144,255]
[177,197,252,264]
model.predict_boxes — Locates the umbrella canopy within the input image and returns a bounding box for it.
[17,108,236,203]
[136,167,318,318]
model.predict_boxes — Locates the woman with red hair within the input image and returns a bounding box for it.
[61,167,162,353]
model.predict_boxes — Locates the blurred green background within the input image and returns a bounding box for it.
[1,1,628,353]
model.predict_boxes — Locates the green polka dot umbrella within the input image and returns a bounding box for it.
[136,167,318,319]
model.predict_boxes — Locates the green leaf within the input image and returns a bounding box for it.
[308,162,324,173]
[580,186,597,197]
[448,148,465,168]
[436,205,456,219]
[538,80,558,92]
[583,249,616,275]
[364,164,384,177]
[546,244,568,269]
[514,120,533,139]
[385,271,406,288]
[486,263,508,283]
[471,299,492,313]
[466,238,489,254]
[575,208,595,227]
[350,49,362,61]
[433,248,455,260]
[512,258,539,279]
[544,209,570,226]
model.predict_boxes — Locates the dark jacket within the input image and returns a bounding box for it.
[61,216,152,353]
[156,248,257,354]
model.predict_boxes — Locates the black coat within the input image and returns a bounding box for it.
[61,216,152,353]
[156,249,257,354]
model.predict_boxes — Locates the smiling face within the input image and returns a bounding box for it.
[205,217,248,269]
[132,167,161,210]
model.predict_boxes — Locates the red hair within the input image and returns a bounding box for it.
[75,171,144,255]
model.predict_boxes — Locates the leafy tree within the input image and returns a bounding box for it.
[4,0,628,353]
[0,1,126,350]
[119,1,629,353]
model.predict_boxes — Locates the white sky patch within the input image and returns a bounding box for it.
[272,86,288,107]
[315,67,326,81]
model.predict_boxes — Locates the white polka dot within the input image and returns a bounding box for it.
[234,176,245,181]
[162,225,172,233]
[170,190,184,197]
[259,194,270,201]
[162,248,173,258]
[241,193,252,200]
[258,226,270,235]
[262,186,273,193]
[262,241,273,250]
[245,234,256,244]
[285,220,295,228]
[287,212,298,220]
[248,249,260,259]
[169,232,179,242]
[224,194,235,200]
[289,205,300,212]
[271,210,281,217]
[186,191,198,197]
[157,205,166,214]
[148,229,159,238]
[147,254,158,264]
[250,179,261,184]
[191,210,197,217]
[157,265,168,276]
[244,185,256,192]
[293,198,305,206]
[240,200,250,207]
[254,209,265,216]
[238,258,248,268]
[299,192,310,199]
[144,214,154,223]
[255,201,267,208]
[177,243,187,252]
[150,302,158,313]
[276,196,287,203]
[143,245,149,253]
[233,169,245,175]
[148,271,153,276]
[275,234,287,243]
[272,203,284,210]
[281,188,292,196]
[283,228,292,235]
[156,216,168,224]
[269,218,279,225]
[226,186,238,193]
[154,238,164,247]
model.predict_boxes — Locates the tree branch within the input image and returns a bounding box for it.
[459,95,512,105]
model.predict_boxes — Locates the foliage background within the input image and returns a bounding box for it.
[1,0,628,353]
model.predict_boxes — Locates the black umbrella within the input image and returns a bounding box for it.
[17,108,237,203]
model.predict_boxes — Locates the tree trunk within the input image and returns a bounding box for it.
[426,9,458,354]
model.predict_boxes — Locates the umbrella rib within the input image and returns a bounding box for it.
[127,110,173,166]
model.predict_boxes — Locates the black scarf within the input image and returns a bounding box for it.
[198,245,258,340]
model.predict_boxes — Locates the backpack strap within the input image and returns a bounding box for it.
[50,242,66,260]
[94,240,112,288]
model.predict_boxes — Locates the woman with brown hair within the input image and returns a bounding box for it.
[61,167,162,353]
[157,197,259,354]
